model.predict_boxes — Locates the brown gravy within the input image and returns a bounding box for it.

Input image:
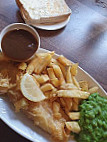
[1,29,38,61]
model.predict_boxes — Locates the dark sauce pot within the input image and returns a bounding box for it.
[0,23,40,62]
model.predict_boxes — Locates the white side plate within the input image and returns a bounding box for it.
[25,16,70,30]
[0,48,107,142]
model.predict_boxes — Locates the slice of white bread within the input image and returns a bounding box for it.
[16,0,71,24]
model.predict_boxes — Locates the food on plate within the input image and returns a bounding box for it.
[57,55,72,66]
[47,68,59,87]
[18,62,27,70]
[56,90,90,99]
[66,66,73,83]
[0,51,101,142]
[74,93,107,142]
[16,0,71,25]
[26,52,53,74]
[65,122,81,133]
[88,86,99,94]
[51,64,65,84]
[20,73,46,102]
[70,63,78,76]
[41,83,55,92]
[33,74,49,84]
[1,29,38,61]
[68,112,80,120]
[60,83,78,90]
[79,81,88,91]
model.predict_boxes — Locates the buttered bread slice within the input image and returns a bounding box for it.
[16,0,71,24]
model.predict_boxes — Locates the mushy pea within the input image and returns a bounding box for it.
[75,93,107,142]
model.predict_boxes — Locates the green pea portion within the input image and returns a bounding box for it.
[74,93,107,142]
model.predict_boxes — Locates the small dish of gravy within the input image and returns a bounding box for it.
[0,23,40,62]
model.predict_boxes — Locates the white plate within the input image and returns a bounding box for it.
[25,16,70,30]
[0,48,107,142]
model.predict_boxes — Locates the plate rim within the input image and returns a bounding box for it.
[25,16,71,31]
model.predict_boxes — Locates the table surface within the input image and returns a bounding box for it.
[0,0,107,141]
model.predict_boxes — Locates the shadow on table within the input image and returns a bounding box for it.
[0,14,11,31]
[37,27,65,38]
[16,10,25,23]
[81,19,107,50]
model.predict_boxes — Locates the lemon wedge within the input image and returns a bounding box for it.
[20,73,46,102]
